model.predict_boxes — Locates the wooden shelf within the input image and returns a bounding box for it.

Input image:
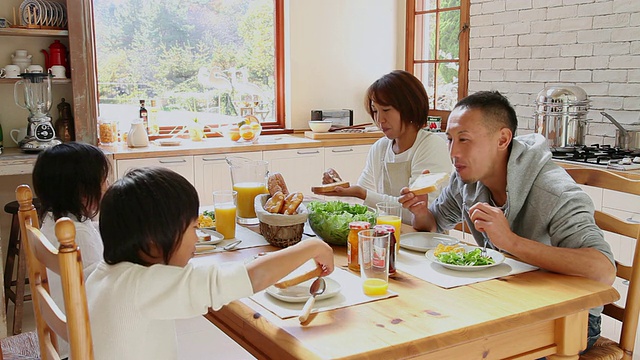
[0,27,68,37]
[0,78,71,84]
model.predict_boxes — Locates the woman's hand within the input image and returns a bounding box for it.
[321,184,367,200]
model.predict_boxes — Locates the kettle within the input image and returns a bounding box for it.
[41,40,68,69]
[127,121,149,148]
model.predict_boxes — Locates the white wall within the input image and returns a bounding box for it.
[468,0,640,146]
[286,0,403,128]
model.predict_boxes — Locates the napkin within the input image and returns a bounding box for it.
[250,262,397,319]
[396,249,538,289]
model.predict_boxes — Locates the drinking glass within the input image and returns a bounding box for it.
[358,229,390,296]
[213,190,237,239]
[376,201,402,249]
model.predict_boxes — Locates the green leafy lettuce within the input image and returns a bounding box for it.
[307,201,376,246]
[436,248,495,266]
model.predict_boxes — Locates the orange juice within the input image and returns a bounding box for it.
[215,204,237,239]
[363,278,388,295]
[233,182,267,219]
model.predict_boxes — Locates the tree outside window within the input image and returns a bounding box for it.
[406,0,469,118]
[93,0,281,137]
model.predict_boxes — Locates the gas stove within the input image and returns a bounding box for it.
[551,144,640,171]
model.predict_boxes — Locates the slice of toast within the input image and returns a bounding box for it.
[311,181,350,194]
[408,172,450,195]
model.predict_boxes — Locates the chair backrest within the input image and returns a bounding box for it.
[16,184,94,360]
[565,168,640,358]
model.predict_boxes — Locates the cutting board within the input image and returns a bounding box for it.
[304,131,384,140]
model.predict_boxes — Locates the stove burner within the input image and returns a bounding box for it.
[551,144,640,168]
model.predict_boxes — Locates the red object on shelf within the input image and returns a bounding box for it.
[41,40,67,69]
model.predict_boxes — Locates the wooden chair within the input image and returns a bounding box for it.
[16,184,94,360]
[565,168,640,360]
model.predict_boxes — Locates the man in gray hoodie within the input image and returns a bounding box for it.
[399,91,615,350]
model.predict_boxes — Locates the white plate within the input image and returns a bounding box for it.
[266,277,341,303]
[196,228,224,244]
[425,246,505,271]
[399,232,459,252]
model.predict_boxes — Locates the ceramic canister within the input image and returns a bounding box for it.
[11,50,32,73]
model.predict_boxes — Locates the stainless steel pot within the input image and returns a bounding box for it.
[601,112,640,150]
[534,86,590,148]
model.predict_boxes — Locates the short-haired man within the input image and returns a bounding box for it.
[400,91,615,350]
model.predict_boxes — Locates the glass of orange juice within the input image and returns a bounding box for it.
[226,157,269,225]
[376,201,402,250]
[213,190,237,239]
[358,229,390,296]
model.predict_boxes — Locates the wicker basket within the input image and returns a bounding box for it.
[254,194,308,248]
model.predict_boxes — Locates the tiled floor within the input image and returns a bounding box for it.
[7,302,255,359]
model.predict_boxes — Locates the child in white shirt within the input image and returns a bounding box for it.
[86,167,334,360]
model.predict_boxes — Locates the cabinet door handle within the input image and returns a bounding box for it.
[158,159,187,164]
[331,148,354,153]
[202,157,227,162]
[297,150,320,155]
[626,217,640,224]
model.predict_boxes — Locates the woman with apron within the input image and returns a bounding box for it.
[321,70,452,224]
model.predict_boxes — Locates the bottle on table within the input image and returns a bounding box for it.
[348,221,371,272]
[149,99,159,135]
[139,100,148,133]
[373,224,396,276]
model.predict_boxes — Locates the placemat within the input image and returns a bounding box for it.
[250,262,397,319]
[396,249,538,289]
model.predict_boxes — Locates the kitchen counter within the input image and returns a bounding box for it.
[0,134,381,175]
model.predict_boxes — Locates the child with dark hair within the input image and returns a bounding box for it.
[87,167,334,359]
[32,141,111,358]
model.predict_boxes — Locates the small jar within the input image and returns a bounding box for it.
[98,117,117,145]
[347,221,371,272]
[373,224,396,276]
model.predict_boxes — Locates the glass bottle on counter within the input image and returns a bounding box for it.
[373,224,396,276]
[148,99,159,135]
[98,117,117,145]
[139,100,148,133]
[347,221,371,272]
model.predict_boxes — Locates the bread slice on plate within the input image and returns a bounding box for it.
[311,181,350,194]
[409,172,450,195]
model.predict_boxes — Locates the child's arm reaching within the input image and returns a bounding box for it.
[246,237,335,293]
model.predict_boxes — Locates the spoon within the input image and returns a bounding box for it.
[298,277,326,323]
[223,240,242,251]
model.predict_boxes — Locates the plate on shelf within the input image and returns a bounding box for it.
[399,232,459,253]
[157,138,182,146]
[266,277,341,303]
[425,246,505,272]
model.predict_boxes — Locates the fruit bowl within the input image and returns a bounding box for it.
[227,115,262,144]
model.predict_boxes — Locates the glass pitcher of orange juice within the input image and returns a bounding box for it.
[226,157,269,225]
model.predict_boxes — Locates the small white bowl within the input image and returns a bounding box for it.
[309,120,332,133]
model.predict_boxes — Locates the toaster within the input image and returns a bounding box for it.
[310,109,353,128]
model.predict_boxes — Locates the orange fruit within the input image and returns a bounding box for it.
[239,124,255,140]
[229,130,240,141]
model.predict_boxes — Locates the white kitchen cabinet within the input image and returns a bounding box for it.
[194,151,262,205]
[116,156,195,184]
[263,148,324,196]
[323,144,370,184]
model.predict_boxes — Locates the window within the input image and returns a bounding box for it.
[92,0,284,137]
[406,0,469,117]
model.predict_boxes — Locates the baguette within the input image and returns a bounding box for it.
[408,172,450,195]
[311,181,350,194]
[274,266,323,289]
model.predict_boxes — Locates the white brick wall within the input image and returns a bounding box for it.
[469,0,640,144]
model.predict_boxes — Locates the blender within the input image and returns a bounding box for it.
[14,73,61,152]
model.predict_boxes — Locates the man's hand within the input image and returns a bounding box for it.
[322,168,342,184]
[321,184,366,200]
[467,202,513,249]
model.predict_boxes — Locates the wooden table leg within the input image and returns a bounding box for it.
[548,311,589,360]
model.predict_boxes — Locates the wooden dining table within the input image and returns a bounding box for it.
[197,224,619,360]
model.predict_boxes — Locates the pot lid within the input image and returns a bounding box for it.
[535,85,589,104]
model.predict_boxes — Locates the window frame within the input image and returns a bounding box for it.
[405,0,470,128]
[68,0,286,144]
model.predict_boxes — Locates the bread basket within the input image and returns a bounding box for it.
[254,194,308,248]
